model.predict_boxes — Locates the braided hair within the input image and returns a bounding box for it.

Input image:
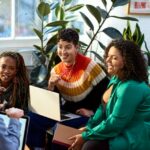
[0,51,29,111]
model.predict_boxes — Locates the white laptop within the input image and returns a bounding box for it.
[29,85,80,121]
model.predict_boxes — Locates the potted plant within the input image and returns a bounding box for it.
[30,0,84,87]
[31,0,138,87]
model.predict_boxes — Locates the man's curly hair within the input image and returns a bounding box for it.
[104,39,148,82]
[57,28,79,45]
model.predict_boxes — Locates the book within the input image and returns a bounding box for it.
[52,123,82,147]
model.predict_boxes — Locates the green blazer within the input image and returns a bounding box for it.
[82,76,150,150]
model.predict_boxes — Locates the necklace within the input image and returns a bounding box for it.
[61,62,76,81]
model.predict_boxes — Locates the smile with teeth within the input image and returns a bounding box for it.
[2,75,9,80]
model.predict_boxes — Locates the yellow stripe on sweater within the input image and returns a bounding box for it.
[57,65,105,96]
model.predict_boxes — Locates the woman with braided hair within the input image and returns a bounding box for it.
[0,51,29,113]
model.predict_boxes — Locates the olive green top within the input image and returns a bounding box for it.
[82,76,150,150]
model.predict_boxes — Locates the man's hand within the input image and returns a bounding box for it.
[76,108,94,117]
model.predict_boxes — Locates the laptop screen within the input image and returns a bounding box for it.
[0,112,29,150]
[29,85,81,122]
[29,85,61,121]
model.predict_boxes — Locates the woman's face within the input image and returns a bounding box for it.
[106,46,124,76]
[0,56,17,86]
[57,39,78,65]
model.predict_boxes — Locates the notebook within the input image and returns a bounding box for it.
[0,112,29,150]
[29,85,81,121]
[52,123,82,147]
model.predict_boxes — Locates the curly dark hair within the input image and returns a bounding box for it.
[57,28,79,45]
[104,39,148,82]
[0,51,29,111]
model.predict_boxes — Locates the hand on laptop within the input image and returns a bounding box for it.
[5,107,24,119]
[76,108,94,117]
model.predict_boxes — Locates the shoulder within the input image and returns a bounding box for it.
[118,80,150,94]
[51,62,62,74]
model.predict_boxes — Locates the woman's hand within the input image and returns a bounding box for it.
[48,73,61,91]
[79,126,86,132]
[68,134,85,150]
[76,108,94,117]
[5,107,24,119]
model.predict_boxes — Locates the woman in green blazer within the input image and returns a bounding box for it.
[68,39,150,150]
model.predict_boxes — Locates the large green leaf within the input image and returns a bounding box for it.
[144,41,150,53]
[112,0,129,7]
[124,21,132,40]
[132,29,138,42]
[55,4,65,20]
[37,2,50,17]
[135,23,142,38]
[60,7,65,20]
[79,41,88,47]
[30,65,48,87]
[33,45,42,51]
[110,16,138,21]
[86,31,93,39]
[80,12,94,31]
[65,15,77,21]
[44,26,62,34]
[33,28,43,41]
[103,27,122,39]
[45,44,57,54]
[123,28,131,40]
[90,51,104,62]
[47,34,58,45]
[97,41,106,50]
[102,0,107,8]
[64,0,73,5]
[50,1,59,10]
[46,21,68,27]
[86,5,101,23]
[65,4,84,12]
[55,4,60,18]
[137,34,144,47]
[97,7,108,19]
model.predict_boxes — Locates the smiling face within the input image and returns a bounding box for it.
[106,46,124,76]
[0,56,17,87]
[57,39,78,65]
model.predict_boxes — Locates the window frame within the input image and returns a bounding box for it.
[0,0,40,50]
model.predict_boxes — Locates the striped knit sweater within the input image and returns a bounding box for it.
[51,53,106,102]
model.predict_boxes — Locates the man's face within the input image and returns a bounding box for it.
[57,39,78,65]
